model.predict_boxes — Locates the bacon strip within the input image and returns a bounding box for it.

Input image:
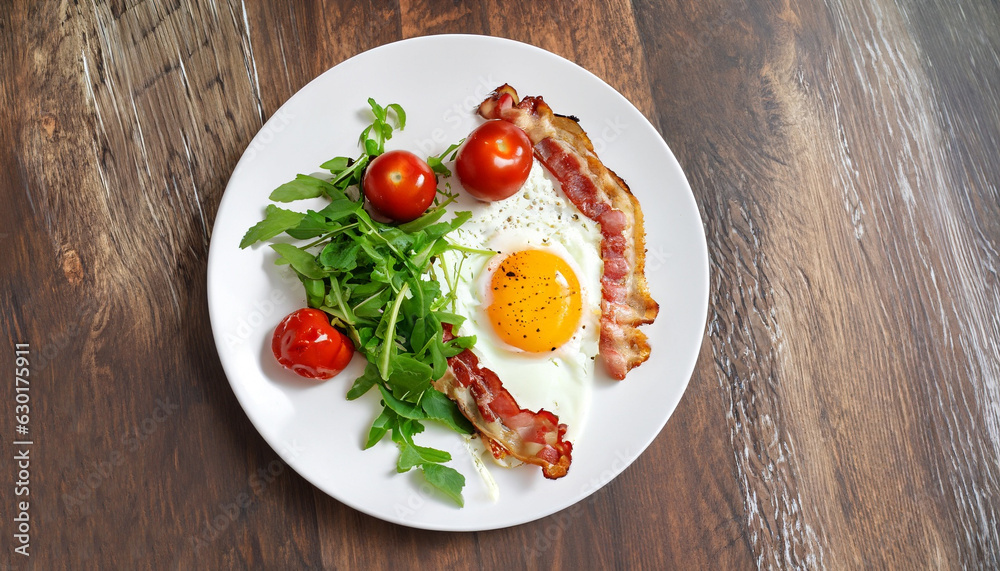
[435,326,573,479]
[478,85,659,380]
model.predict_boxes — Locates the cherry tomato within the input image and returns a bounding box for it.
[455,120,533,201]
[362,150,437,222]
[272,308,355,380]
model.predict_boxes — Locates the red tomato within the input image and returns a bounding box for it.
[455,120,533,201]
[362,150,437,222]
[272,308,355,380]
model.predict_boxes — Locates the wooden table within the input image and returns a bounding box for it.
[3,1,998,568]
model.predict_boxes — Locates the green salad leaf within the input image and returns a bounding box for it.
[241,99,481,506]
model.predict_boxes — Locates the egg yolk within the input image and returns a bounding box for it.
[486,250,583,352]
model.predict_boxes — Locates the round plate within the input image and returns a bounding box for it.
[207,34,708,531]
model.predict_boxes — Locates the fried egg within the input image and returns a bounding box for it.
[438,160,603,443]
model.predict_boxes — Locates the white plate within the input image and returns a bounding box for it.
[207,34,708,531]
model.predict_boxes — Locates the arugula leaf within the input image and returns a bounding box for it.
[380,227,415,253]
[442,335,476,357]
[387,103,406,130]
[377,383,425,420]
[369,98,386,122]
[347,363,380,400]
[434,311,467,328]
[323,275,357,325]
[353,287,391,319]
[396,440,451,472]
[317,198,361,221]
[409,317,429,352]
[270,243,325,279]
[360,99,401,156]
[388,355,434,396]
[240,205,306,248]
[320,156,351,172]
[399,417,424,437]
[421,463,466,507]
[328,155,368,189]
[285,211,333,240]
[421,389,474,434]
[365,407,396,449]
[398,207,447,233]
[270,174,336,202]
[426,140,463,178]
[427,339,447,379]
[303,278,326,309]
[320,241,360,271]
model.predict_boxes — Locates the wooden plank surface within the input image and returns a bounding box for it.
[1,0,998,568]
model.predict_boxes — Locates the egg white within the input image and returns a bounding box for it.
[436,160,603,443]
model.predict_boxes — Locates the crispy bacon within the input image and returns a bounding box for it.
[435,326,573,479]
[478,84,659,380]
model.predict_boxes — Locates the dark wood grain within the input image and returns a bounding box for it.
[635,0,1000,567]
[2,0,998,569]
